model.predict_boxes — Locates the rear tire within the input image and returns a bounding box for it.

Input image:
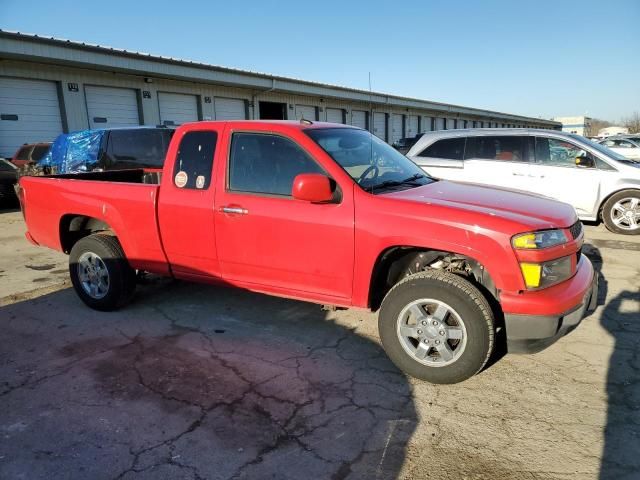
[602,190,640,235]
[378,270,494,384]
[69,234,136,311]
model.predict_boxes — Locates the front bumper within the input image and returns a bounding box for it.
[504,259,598,354]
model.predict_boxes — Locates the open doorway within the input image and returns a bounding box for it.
[259,101,287,120]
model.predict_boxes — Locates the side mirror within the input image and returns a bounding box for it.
[292,173,334,203]
[575,153,595,168]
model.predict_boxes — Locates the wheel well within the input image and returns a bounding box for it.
[368,247,499,311]
[60,214,113,253]
[598,188,640,219]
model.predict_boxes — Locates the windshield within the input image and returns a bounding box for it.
[306,128,434,193]
[571,135,631,162]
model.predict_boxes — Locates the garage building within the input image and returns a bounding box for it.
[0,30,560,158]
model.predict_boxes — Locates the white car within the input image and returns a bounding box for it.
[407,128,640,234]
[598,136,640,160]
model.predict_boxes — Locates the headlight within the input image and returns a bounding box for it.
[520,256,573,289]
[512,229,568,249]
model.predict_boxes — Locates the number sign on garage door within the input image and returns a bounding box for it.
[295,105,317,121]
[351,110,367,129]
[391,114,404,143]
[326,108,344,124]
[0,77,64,158]
[85,86,140,129]
[373,113,386,141]
[214,97,246,120]
[158,92,199,126]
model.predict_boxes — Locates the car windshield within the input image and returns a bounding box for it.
[306,128,434,193]
[574,135,631,162]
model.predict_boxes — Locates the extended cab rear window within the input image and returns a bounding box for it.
[173,131,218,190]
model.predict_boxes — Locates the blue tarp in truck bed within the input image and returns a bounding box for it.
[38,130,105,173]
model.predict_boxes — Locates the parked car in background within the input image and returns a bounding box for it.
[407,128,640,235]
[392,133,426,154]
[0,158,18,207]
[18,120,597,384]
[11,142,51,168]
[38,126,174,174]
[598,136,640,160]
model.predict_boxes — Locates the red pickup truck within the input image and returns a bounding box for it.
[17,120,598,384]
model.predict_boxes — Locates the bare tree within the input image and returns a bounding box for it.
[589,118,612,136]
[622,112,640,134]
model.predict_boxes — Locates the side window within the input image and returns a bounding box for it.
[173,131,218,189]
[465,136,528,162]
[418,138,465,160]
[31,145,50,161]
[617,140,634,148]
[536,137,591,167]
[229,133,323,196]
[15,146,31,161]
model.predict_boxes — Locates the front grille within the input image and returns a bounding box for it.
[569,221,583,240]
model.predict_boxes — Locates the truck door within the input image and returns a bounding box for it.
[213,128,355,300]
[157,126,221,277]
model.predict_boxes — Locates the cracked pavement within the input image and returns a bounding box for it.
[0,210,639,479]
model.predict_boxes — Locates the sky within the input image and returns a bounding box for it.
[1,0,639,122]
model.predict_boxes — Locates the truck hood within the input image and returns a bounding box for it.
[382,180,577,231]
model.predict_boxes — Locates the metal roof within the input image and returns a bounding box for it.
[0,30,560,126]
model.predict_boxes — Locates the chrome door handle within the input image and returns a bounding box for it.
[220,206,248,215]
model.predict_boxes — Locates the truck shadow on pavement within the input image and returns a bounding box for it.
[584,242,640,479]
[0,280,417,480]
[599,288,640,480]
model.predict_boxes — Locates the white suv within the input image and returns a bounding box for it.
[407,129,640,234]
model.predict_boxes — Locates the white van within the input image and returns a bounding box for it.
[407,129,640,234]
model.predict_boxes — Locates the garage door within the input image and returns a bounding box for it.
[391,114,404,143]
[435,118,445,130]
[326,108,344,124]
[158,92,199,126]
[214,97,246,120]
[0,77,63,158]
[85,86,140,129]
[351,110,367,129]
[421,117,432,132]
[295,104,316,121]
[373,113,386,141]
[407,115,419,137]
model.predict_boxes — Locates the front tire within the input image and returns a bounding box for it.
[378,270,494,384]
[602,190,640,235]
[69,234,136,311]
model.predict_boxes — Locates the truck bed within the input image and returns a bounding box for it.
[20,170,169,274]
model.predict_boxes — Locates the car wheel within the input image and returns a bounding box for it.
[602,190,640,235]
[69,234,136,311]
[378,270,494,384]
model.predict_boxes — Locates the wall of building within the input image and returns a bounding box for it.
[0,47,559,157]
